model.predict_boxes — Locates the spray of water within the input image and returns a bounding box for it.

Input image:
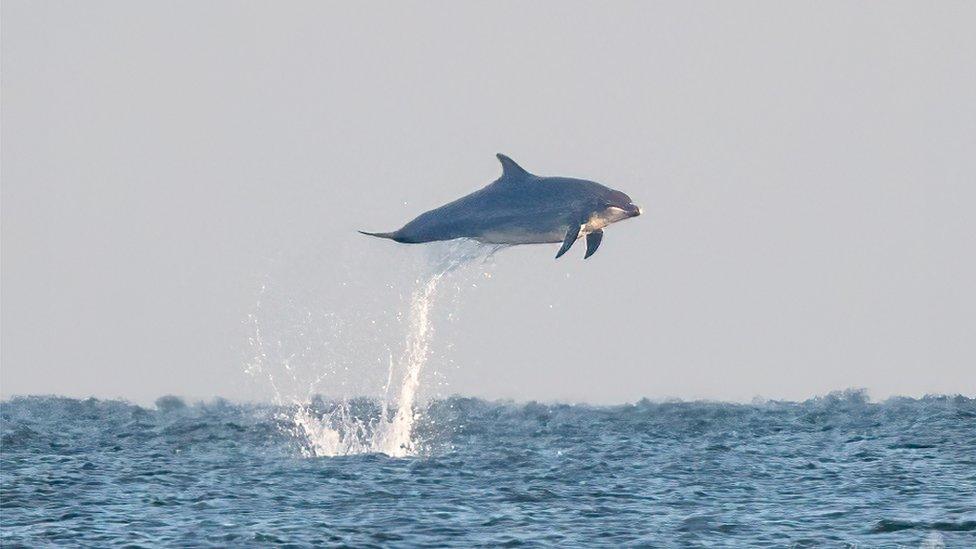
[245,239,501,457]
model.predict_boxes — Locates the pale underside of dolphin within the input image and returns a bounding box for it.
[360,154,641,259]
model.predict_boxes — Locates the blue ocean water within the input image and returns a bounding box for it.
[2,391,974,547]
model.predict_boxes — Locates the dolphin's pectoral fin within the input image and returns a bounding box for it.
[555,224,582,259]
[584,229,604,259]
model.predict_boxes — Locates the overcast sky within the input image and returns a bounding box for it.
[3,1,974,405]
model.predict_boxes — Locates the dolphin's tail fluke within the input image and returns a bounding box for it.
[358,230,399,240]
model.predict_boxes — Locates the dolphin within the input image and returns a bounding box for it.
[360,154,641,259]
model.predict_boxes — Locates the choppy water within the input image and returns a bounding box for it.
[2,391,975,547]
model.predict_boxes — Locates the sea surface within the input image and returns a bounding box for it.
[2,391,974,547]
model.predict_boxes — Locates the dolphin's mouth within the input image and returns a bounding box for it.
[627,204,643,217]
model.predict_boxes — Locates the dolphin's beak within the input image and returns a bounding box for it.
[628,204,643,217]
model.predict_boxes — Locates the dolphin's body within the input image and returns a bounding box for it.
[360,154,641,259]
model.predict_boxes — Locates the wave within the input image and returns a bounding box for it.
[4,391,974,547]
[2,390,973,457]
[870,518,976,533]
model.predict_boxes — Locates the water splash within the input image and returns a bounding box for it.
[370,273,441,456]
[246,239,501,457]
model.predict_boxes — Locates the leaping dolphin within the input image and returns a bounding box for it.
[360,154,641,259]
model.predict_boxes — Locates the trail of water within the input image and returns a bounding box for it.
[370,273,441,456]
[246,239,500,457]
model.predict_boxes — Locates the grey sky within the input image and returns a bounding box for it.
[2,1,974,405]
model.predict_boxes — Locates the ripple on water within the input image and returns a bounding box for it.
[1,391,975,546]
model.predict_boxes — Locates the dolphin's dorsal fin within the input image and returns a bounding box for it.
[496,153,531,179]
